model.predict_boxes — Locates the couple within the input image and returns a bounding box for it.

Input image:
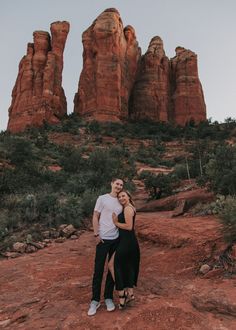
[88,178,140,316]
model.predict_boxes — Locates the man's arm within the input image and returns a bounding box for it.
[92,210,100,236]
[93,210,103,243]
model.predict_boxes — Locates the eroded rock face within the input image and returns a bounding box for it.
[130,36,170,122]
[74,8,141,121]
[130,41,206,125]
[74,10,206,126]
[170,47,206,125]
[7,21,70,133]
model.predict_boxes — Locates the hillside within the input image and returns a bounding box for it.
[1,117,236,250]
[1,117,236,328]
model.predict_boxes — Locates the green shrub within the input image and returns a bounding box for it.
[0,212,9,240]
[79,189,104,218]
[6,137,36,166]
[56,195,84,227]
[59,147,84,173]
[218,196,236,244]
[0,167,44,194]
[86,120,101,134]
[139,171,178,199]
[174,164,188,179]
[205,144,236,195]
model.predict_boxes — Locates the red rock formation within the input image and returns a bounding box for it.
[73,9,206,126]
[7,21,70,133]
[130,36,170,122]
[130,41,206,125]
[170,47,206,125]
[74,8,141,121]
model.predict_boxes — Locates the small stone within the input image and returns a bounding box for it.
[199,264,211,274]
[70,235,78,240]
[55,237,66,243]
[61,224,76,238]
[12,242,26,253]
[42,231,50,239]
[25,245,37,253]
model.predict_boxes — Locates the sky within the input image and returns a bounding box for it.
[1,0,236,132]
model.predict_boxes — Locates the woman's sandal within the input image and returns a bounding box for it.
[126,293,135,304]
[118,292,127,310]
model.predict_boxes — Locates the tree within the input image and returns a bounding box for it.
[139,171,177,199]
[205,144,236,195]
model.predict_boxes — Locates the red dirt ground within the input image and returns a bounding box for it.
[1,212,236,329]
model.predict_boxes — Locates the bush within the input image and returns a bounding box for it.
[79,189,104,218]
[0,212,9,240]
[56,195,84,227]
[86,120,101,134]
[59,147,84,173]
[205,144,236,195]
[218,196,236,244]
[139,171,178,199]
[6,137,37,166]
[0,167,44,194]
[174,164,189,179]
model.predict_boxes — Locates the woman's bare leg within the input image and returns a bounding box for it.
[127,287,134,296]
[108,252,115,281]
[118,289,126,308]
[126,287,135,303]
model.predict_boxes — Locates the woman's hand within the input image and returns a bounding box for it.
[112,212,118,225]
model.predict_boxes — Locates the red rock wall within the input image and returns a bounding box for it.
[7,9,207,131]
[74,8,141,121]
[170,47,206,125]
[7,21,70,133]
[130,36,170,122]
[74,9,206,127]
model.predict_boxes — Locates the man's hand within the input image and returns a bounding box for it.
[94,235,104,245]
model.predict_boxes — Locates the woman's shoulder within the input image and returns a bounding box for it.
[124,204,136,215]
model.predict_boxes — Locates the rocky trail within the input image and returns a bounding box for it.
[1,211,236,330]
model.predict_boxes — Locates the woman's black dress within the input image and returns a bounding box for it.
[114,210,140,290]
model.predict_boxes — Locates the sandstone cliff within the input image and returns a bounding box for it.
[74,9,206,126]
[130,36,170,122]
[7,21,70,133]
[73,8,141,121]
[130,41,206,124]
[170,47,206,125]
[7,9,207,132]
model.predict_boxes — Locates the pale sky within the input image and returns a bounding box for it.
[1,0,236,132]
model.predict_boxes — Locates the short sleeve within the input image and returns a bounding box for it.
[94,196,103,213]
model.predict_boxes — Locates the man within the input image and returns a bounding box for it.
[87,178,124,316]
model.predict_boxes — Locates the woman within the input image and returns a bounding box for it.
[108,190,140,309]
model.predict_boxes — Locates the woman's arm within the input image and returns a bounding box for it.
[112,207,134,231]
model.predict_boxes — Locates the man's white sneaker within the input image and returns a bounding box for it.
[105,299,115,312]
[87,300,100,316]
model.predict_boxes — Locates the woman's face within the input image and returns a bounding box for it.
[118,192,129,205]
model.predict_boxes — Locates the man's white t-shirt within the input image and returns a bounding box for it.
[94,193,123,240]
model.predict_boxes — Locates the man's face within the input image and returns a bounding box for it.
[111,179,124,194]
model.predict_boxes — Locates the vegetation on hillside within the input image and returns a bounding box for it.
[0,115,236,248]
